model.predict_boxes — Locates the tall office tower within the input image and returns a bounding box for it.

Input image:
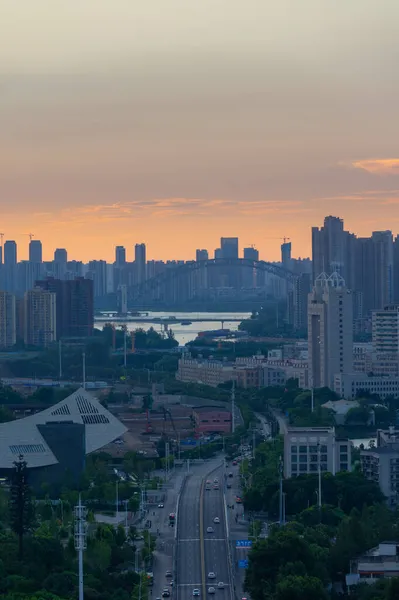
[17,261,35,295]
[372,231,394,309]
[312,216,354,285]
[196,249,209,261]
[281,242,292,268]
[243,246,259,261]
[135,243,146,284]
[3,240,17,293]
[293,273,311,332]
[0,291,16,348]
[36,277,93,339]
[308,272,353,388]
[24,288,56,347]
[87,260,107,299]
[64,278,94,337]
[372,305,399,355]
[54,248,68,279]
[115,246,126,266]
[243,247,259,288]
[394,236,399,304]
[220,237,239,259]
[29,239,42,263]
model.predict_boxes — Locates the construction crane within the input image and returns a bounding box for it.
[161,406,178,439]
[0,233,4,246]
[265,237,291,243]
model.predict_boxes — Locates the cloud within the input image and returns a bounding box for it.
[351,159,399,175]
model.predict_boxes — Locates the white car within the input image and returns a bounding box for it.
[208,572,216,579]
[207,526,214,533]
[208,588,216,595]
[193,590,200,597]
[217,582,224,589]
[213,517,220,524]
[158,503,164,508]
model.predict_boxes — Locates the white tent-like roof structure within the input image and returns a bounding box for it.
[0,387,127,469]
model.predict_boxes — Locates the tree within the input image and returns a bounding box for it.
[275,575,328,600]
[9,456,34,559]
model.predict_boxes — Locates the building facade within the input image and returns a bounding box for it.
[334,372,399,399]
[308,272,353,388]
[24,288,56,347]
[372,305,399,354]
[176,355,236,387]
[283,426,351,478]
[193,407,232,434]
[361,428,399,506]
[0,291,16,348]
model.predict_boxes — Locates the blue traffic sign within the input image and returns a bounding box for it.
[238,560,249,568]
[236,540,252,548]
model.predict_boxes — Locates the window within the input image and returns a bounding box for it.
[299,464,307,472]
[10,444,46,454]
[291,454,297,463]
[299,454,307,463]
[291,445,297,453]
[309,445,317,453]
[299,446,307,453]
[82,414,110,425]
[310,464,317,472]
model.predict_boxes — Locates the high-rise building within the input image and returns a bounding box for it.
[35,277,94,339]
[29,239,42,263]
[54,248,67,264]
[3,241,17,292]
[196,249,209,261]
[87,260,107,298]
[372,305,399,355]
[115,246,126,266]
[214,248,222,259]
[281,242,292,268]
[135,243,146,285]
[308,272,353,388]
[0,291,16,348]
[293,273,311,332]
[394,236,399,304]
[311,216,353,284]
[243,247,259,261]
[54,248,68,279]
[371,231,394,309]
[220,237,238,259]
[24,288,56,347]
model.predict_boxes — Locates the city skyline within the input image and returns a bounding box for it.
[2,1,399,261]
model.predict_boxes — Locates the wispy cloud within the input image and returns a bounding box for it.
[351,159,399,175]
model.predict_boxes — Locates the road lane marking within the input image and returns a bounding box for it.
[177,584,202,587]
[179,538,200,541]
[199,479,206,599]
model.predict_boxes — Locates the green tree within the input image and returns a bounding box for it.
[275,575,328,600]
[9,457,34,559]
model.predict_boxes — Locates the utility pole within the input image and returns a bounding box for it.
[279,456,284,526]
[59,340,62,379]
[178,432,181,461]
[165,442,170,480]
[231,380,235,434]
[252,429,256,460]
[311,387,314,413]
[116,480,119,519]
[74,495,87,600]
[123,500,129,535]
[82,352,86,390]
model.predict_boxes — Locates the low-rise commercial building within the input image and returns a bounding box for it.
[176,355,236,387]
[321,399,359,425]
[361,427,399,506]
[283,426,351,479]
[334,372,399,399]
[193,407,232,434]
[346,542,399,588]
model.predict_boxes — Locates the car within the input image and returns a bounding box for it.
[228,472,233,478]
[214,478,218,483]
[165,571,172,577]
[169,581,174,586]
[162,590,170,598]
[206,480,211,484]
[193,589,200,597]
[226,483,232,489]
[213,517,220,524]
[208,588,216,595]
[236,497,242,504]
[207,527,214,533]
[156,597,161,600]
[158,503,164,508]
[217,582,224,589]
[208,572,216,579]
[232,460,237,466]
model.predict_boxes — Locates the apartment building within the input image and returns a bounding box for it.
[176,355,236,387]
[361,427,399,506]
[0,291,16,348]
[372,305,399,354]
[346,542,399,588]
[334,372,399,399]
[24,288,56,347]
[283,426,351,478]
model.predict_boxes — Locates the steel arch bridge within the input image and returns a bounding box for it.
[128,258,295,304]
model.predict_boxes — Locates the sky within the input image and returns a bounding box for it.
[1,0,399,262]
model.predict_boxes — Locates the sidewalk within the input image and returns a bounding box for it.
[150,469,185,599]
[224,462,250,600]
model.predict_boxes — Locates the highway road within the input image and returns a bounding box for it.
[175,474,204,600]
[202,469,233,600]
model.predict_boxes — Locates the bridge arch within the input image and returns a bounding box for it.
[129,258,295,303]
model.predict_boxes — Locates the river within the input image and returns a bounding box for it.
[94,311,251,345]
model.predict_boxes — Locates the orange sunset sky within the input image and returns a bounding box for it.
[1,1,399,263]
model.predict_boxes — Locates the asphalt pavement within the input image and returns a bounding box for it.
[203,469,233,600]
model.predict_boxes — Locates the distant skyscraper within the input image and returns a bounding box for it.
[196,249,209,261]
[308,272,353,388]
[214,248,222,259]
[220,237,239,259]
[371,231,394,309]
[29,239,42,263]
[243,247,259,261]
[115,246,126,266]
[54,248,68,264]
[281,242,292,268]
[54,248,68,279]
[135,243,146,284]
[0,291,16,348]
[24,288,56,347]
[87,260,107,298]
[312,216,350,283]
[4,241,17,292]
